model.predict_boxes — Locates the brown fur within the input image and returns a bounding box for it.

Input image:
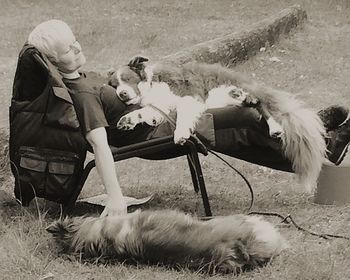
[110,58,327,192]
[47,209,287,274]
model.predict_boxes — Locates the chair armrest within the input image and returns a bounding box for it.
[109,135,208,161]
[110,135,174,154]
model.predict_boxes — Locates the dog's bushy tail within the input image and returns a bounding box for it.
[264,89,326,193]
[208,214,288,274]
[279,102,326,192]
[243,81,326,193]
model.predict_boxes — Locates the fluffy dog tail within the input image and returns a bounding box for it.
[207,214,288,274]
[248,83,326,193]
[279,101,326,193]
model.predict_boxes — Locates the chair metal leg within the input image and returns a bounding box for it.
[186,144,212,217]
[63,138,212,217]
[63,160,96,214]
[187,155,199,193]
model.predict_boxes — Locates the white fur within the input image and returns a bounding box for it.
[120,106,165,129]
[119,78,207,144]
[206,85,249,109]
[174,96,206,144]
[246,216,289,253]
[142,82,206,144]
[140,81,178,113]
[231,80,326,193]
[115,68,140,105]
[119,76,251,144]
[267,117,284,136]
[114,61,327,193]
[144,64,155,84]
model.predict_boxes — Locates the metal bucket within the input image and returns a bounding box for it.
[314,159,350,205]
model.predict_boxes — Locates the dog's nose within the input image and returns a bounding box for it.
[118,90,129,100]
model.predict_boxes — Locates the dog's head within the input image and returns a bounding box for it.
[108,56,149,105]
[46,216,106,256]
[46,218,82,252]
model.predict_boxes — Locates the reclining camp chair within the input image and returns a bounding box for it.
[9,45,213,216]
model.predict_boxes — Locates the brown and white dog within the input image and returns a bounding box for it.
[108,57,326,193]
[46,209,288,274]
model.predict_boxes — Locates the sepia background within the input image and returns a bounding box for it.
[0,1,349,279]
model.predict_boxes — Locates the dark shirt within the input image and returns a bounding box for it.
[63,72,121,133]
[64,72,155,147]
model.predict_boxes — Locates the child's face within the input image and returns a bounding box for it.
[54,28,86,73]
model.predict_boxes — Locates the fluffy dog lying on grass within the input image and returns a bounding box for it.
[47,209,287,274]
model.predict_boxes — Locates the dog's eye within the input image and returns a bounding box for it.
[108,79,119,88]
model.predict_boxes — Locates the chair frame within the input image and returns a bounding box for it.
[66,135,212,216]
[14,46,213,216]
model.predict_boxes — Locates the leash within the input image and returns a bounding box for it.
[207,150,254,211]
[200,211,350,241]
[147,104,255,211]
[247,211,350,240]
[147,104,350,241]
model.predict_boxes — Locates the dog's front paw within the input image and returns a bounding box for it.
[228,87,259,107]
[117,112,139,130]
[142,110,164,127]
[242,94,260,107]
[174,127,191,145]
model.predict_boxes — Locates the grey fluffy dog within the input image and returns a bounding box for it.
[47,209,287,274]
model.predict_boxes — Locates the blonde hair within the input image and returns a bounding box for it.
[28,19,73,62]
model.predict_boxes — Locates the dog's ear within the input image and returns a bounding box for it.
[107,68,119,88]
[128,56,149,68]
[128,56,149,81]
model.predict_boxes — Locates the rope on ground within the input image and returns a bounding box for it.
[148,104,255,211]
[248,211,350,240]
[208,150,254,212]
[147,104,349,241]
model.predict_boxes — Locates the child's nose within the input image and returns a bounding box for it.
[72,42,82,54]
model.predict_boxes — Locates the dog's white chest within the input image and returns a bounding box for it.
[138,81,181,113]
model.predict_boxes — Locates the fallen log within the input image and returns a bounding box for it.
[162,5,307,66]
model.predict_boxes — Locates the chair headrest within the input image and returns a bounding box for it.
[14,44,73,104]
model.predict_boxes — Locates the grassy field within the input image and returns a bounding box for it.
[1,0,350,279]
